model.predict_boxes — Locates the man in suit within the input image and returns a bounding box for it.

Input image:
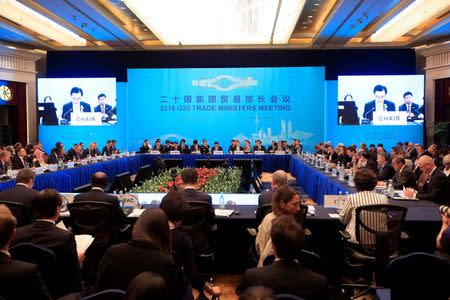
[74,172,127,231]
[180,168,216,253]
[93,93,114,121]
[238,215,329,300]
[212,141,223,152]
[256,170,287,224]
[0,169,38,223]
[102,140,113,156]
[12,147,27,170]
[12,189,82,298]
[66,144,82,161]
[399,91,421,121]
[376,152,396,181]
[405,156,450,205]
[0,205,51,300]
[358,151,378,173]
[253,139,266,153]
[61,87,91,123]
[84,142,101,157]
[200,139,210,154]
[392,157,417,189]
[363,84,396,122]
[0,150,11,174]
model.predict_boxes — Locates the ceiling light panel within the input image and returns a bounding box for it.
[124,0,304,45]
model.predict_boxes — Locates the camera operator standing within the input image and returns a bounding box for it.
[436,206,450,260]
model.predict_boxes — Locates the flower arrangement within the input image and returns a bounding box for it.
[132,167,242,193]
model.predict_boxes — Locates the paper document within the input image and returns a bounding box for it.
[328,213,341,219]
[75,234,94,254]
[215,209,234,217]
[128,208,145,217]
[56,221,67,230]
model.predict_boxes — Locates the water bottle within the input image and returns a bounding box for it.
[337,191,343,209]
[388,179,394,197]
[6,165,12,177]
[219,192,225,209]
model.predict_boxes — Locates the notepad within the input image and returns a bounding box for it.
[128,208,145,217]
[328,213,341,219]
[215,209,234,217]
[75,234,94,254]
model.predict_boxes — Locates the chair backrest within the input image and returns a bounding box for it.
[276,294,306,300]
[0,200,30,227]
[263,250,324,276]
[181,200,212,250]
[355,204,407,281]
[108,172,133,193]
[67,201,115,237]
[133,165,152,186]
[386,252,450,300]
[81,289,125,300]
[73,183,92,193]
[10,242,57,292]
[256,203,273,224]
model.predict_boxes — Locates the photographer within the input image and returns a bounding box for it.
[436,206,450,260]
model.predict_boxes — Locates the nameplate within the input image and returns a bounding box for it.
[91,157,99,163]
[81,159,88,165]
[67,162,75,168]
[254,151,265,155]
[71,112,102,126]
[213,151,223,155]
[234,151,244,155]
[49,164,58,171]
[149,150,160,154]
[372,111,407,125]
[34,167,44,174]
[170,150,180,155]
[275,151,285,155]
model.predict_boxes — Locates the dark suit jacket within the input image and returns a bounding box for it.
[61,101,92,122]
[48,152,59,164]
[399,102,420,118]
[253,145,267,152]
[393,166,417,189]
[364,159,378,173]
[73,189,127,229]
[200,145,210,154]
[238,260,329,300]
[97,239,176,296]
[66,148,80,161]
[11,155,26,170]
[256,190,274,224]
[417,168,450,205]
[0,252,51,300]
[101,145,112,156]
[0,185,38,221]
[12,221,82,297]
[181,188,215,252]
[83,148,101,157]
[363,100,396,121]
[377,162,396,181]
[0,160,10,174]
[212,146,223,152]
[94,104,113,118]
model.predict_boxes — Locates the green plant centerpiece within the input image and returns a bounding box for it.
[132,167,242,193]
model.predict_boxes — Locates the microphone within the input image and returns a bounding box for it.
[62,108,73,119]
[364,107,375,119]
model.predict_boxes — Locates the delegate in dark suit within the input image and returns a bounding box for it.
[12,221,82,297]
[239,260,329,300]
[11,156,26,170]
[399,102,420,119]
[61,101,92,122]
[393,166,416,189]
[181,188,215,252]
[253,145,267,152]
[377,162,396,181]
[97,239,177,296]
[0,184,38,222]
[94,104,113,118]
[363,100,396,122]
[0,252,51,300]
[417,168,450,205]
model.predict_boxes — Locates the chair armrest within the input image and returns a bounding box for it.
[339,230,351,240]
[400,231,409,240]
[119,224,131,233]
[246,228,257,237]
[305,228,312,237]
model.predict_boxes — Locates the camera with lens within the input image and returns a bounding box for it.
[439,205,450,216]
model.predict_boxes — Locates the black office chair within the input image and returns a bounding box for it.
[263,249,325,276]
[256,203,273,225]
[81,289,125,300]
[181,200,216,271]
[340,204,407,299]
[67,201,117,269]
[384,252,450,300]
[73,183,92,193]
[0,200,31,227]
[10,243,57,296]
[276,294,306,300]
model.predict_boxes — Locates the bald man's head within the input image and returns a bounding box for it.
[272,170,288,189]
[417,155,435,174]
[91,172,108,189]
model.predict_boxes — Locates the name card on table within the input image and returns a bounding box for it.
[213,151,224,155]
[34,167,44,174]
[372,111,407,125]
[275,151,285,155]
[170,150,180,155]
[149,150,161,154]
[234,151,244,155]
[254,151,265,155]
[81,159,88,165]
[67,162,75,168]
[49,164,58,172]
[71,112,102,126]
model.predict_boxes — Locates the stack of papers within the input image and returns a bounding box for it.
[215,209,234,217]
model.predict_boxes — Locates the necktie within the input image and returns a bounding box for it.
[101,105,105,114]
[417,172,429,192]
[407,105,411,114]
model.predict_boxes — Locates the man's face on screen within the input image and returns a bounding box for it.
[404,95,412,104]
[374,90,386,103]
[71,92,82,105]
[98,96,106,105]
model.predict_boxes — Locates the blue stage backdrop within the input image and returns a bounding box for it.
[127,67,325,150]
[325,81,423,148]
